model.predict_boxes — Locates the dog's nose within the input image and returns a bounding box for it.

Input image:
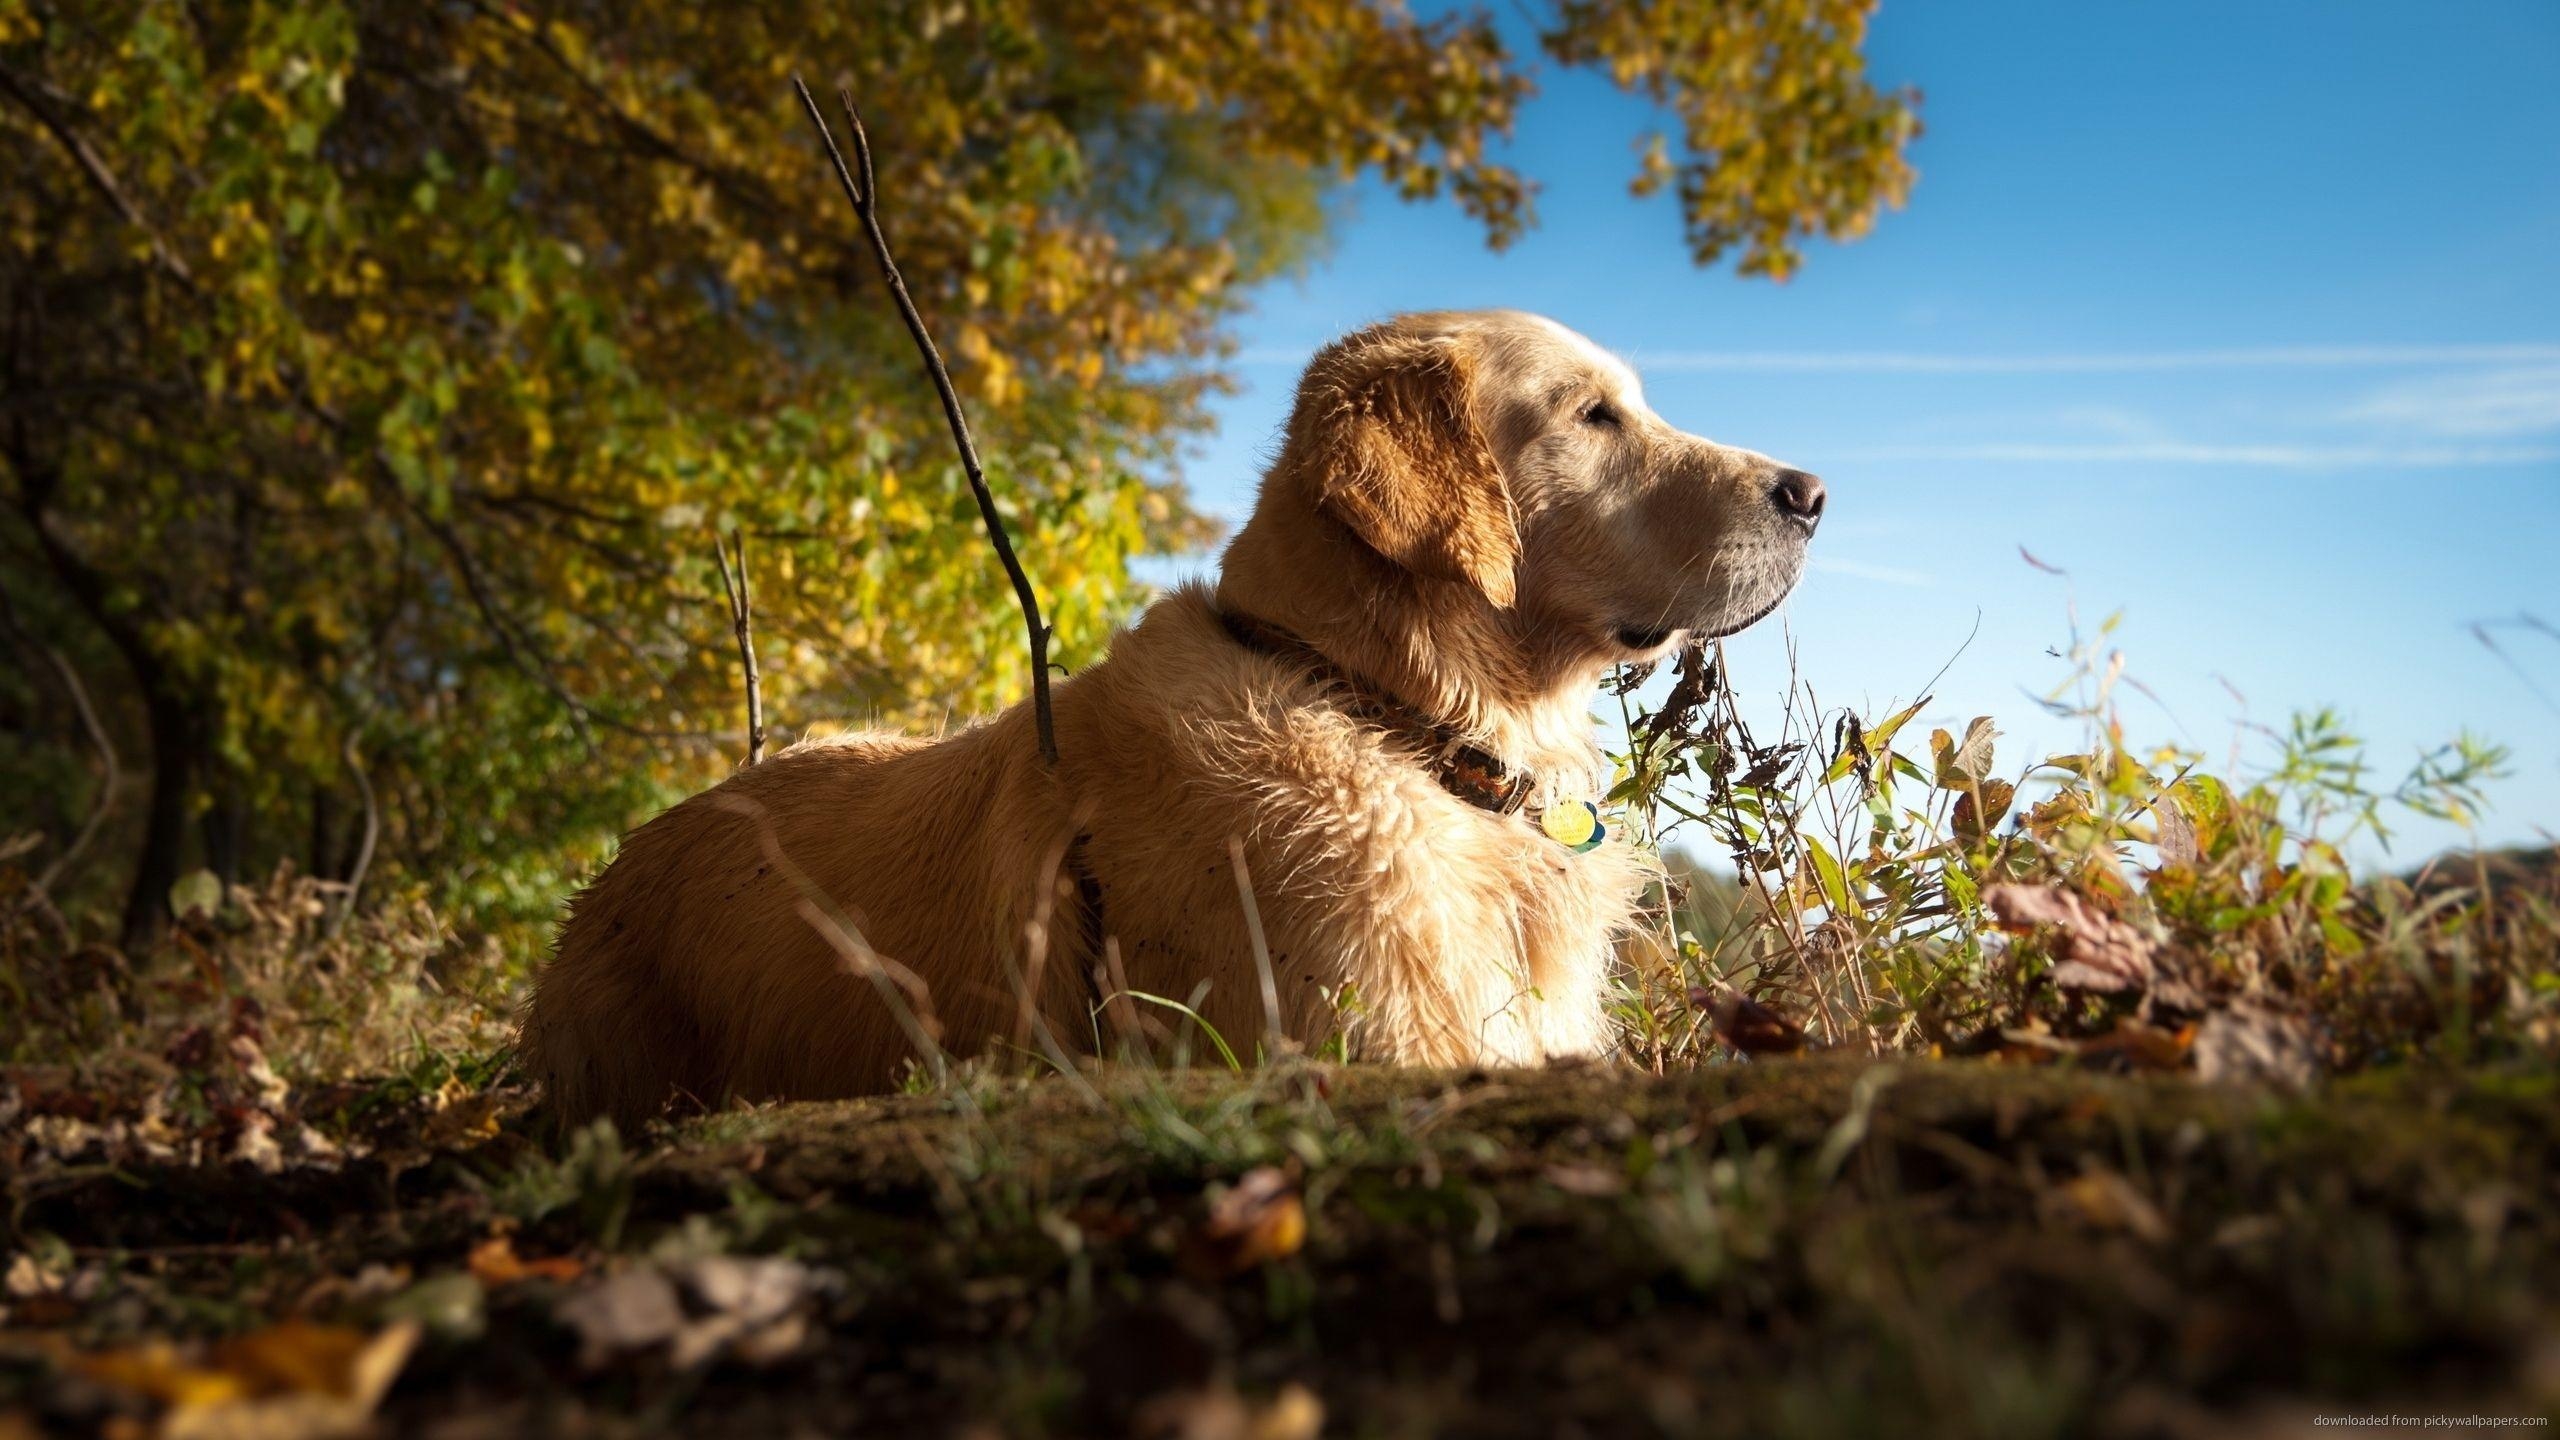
[1770,468,1826,528]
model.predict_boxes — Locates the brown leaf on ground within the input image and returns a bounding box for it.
[1182,1167,1306,1279]
[1133,1381,1325,1440]
[551,1257,820,1371]
[2050,1169,2172,1244]
[2195,1002,2323,1090]
[1984,884,2159,994]
[553,1268,685,1369]
[666,1255,818,1369]
[466,1234,585,1288]
[1544,1163,1627,1197]
[74,1321,418,1440]
[420,1087,511,1151]
[2073,1020,2196,1073]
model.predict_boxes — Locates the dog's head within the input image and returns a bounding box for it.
[1257,310,1820,678]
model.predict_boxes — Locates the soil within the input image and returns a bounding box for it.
[7,1056,2557,1437]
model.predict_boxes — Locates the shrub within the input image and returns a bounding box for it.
[1605,610,2556,1077]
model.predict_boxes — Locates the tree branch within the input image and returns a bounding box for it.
[713,527,765,767]
[0,59,195,287]
[324,727,379,939]
[793,75,1059,769]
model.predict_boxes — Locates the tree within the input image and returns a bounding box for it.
[0,0,1917,945]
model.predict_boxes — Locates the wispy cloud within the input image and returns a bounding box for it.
[1623,344,2560,375]
[1809,557,1935,587]
[2339,366,2560,438]
[1831,442,2560,468]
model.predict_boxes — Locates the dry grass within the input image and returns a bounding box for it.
[1,861,514,1099]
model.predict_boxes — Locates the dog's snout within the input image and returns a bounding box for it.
[1770,468,1826,529]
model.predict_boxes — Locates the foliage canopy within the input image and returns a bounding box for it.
[0,0,1917,941]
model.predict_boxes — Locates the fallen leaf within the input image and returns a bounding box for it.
[421,1091,508,1150]
[76,1322,419,1440]
[213,1321,411,1403]
[2073,1020,2195,1073]
[74,1341,246,1411]
[1132,1381,1325,1440]
[2052,1170,2171,1244]
[4,1251,69,1301]
[467,1235,585,1287]
[680,1254,810,1328]
[230,1113,284,1174]
[721,1310,808,1368]
[1253,1382,1325,1440]
[554,1267,685,1369]
[552,1258,819,1371]
[1544,1163,1626,1197]
[1183,1168,1306,1279]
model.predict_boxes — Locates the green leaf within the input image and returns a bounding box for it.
[1802,836,1853,915]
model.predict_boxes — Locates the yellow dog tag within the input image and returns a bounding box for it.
[1540,800,1604,853]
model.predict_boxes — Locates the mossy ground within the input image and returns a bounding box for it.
[7,1056,2557,1437]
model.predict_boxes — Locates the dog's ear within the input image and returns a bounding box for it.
[1293,332,1519,608]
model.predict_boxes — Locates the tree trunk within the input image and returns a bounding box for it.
[200,771,242,890]
[123,683,197,946]
[9,445,199,949]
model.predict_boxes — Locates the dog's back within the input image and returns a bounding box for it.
[521,716,1076,1129]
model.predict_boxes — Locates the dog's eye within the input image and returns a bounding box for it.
[1581,400,1622,430]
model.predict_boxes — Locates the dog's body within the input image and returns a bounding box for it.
[524,310,1822,1127]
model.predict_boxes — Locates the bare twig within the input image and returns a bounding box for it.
[325,728,379,939]
[712,528,765,766]
[793,75,1059,768]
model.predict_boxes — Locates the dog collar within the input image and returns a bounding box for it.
[1215,607,1538,818]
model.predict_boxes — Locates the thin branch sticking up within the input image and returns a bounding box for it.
[713,527,765,766]
[793,75,1059,768]
[325,729,379,940]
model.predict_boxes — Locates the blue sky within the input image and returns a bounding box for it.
[1156,0,2560,864]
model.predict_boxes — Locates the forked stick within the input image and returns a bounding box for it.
[792,75,1059,768]
[713,527,764,766]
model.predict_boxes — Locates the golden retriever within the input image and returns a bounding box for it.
[522,309,1823,1127]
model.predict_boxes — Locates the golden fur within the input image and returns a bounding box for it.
[521,310,1819,1128]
